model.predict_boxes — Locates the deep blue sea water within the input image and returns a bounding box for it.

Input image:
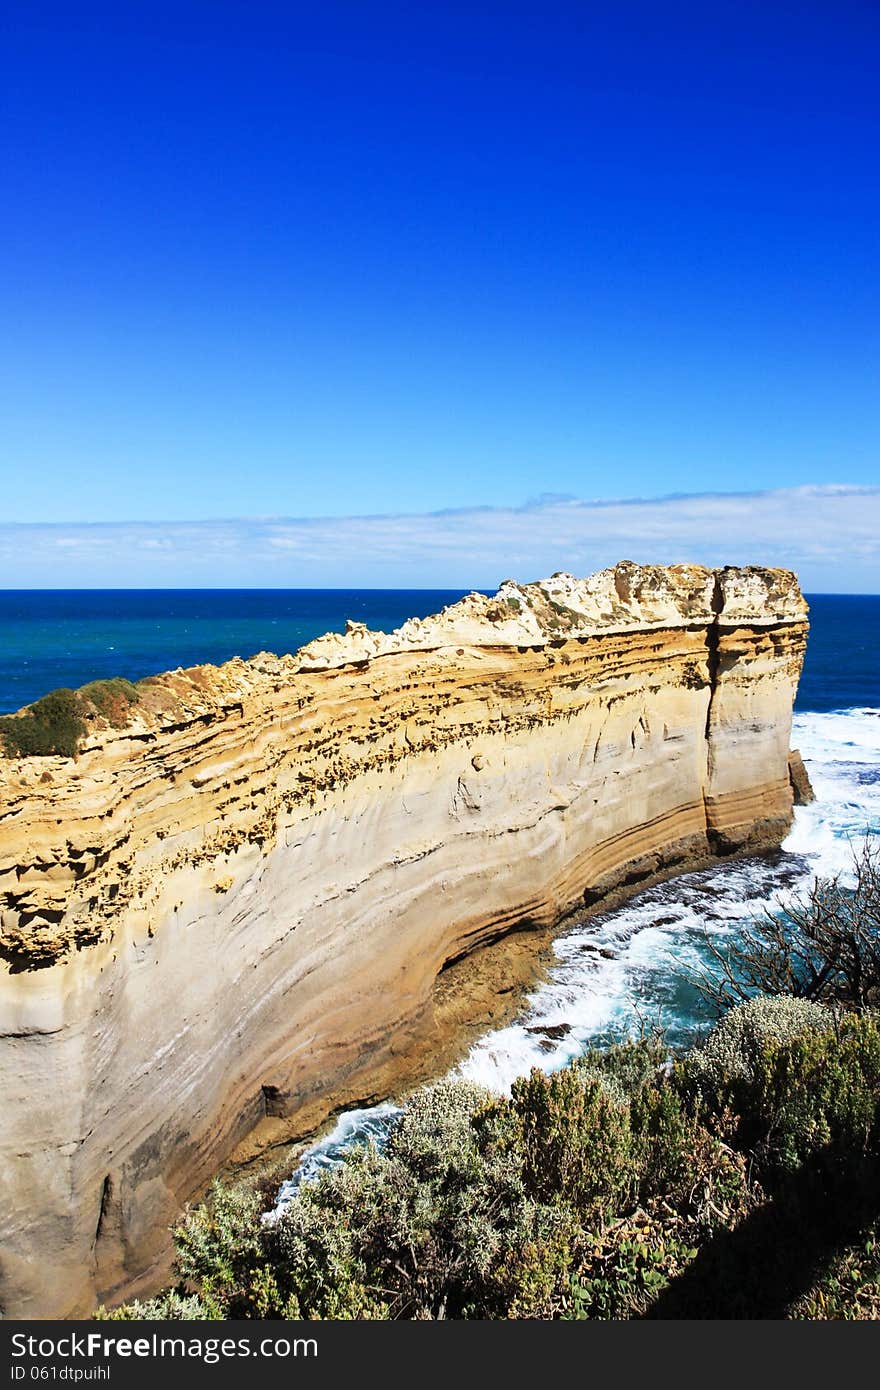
[0,589,470,715]
[0,589,877,715]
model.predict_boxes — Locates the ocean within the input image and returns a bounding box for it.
[0,588,876,716]
[0,589,470,716]
[1,588,878,1192]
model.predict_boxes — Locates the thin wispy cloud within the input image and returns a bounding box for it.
[0,486,877,591]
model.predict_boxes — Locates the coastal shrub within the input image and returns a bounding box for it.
[483,1066,636,1223]
[252,1079,540,1320]
[96,1291,213,1320]
[745,1011,880,1176]
[477,1197,591,1318]
[100,1013,880,1321]
[560,1083,751,1317]
[266,1147,404,1318]
[80,677,140,727]
[635,1090,752,1229]
[385,1078,493,1182]
[0,688,86,758]
[565,1219,699,1320]
[267,1089,540,1320]
[101,1060,750,1322]
[630,1085,697,1202]
[171,1181,267,1318]
[576,1036,669,1103]
[682,995,832,1109]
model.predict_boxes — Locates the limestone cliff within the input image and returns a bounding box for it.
[0,562,808,1318]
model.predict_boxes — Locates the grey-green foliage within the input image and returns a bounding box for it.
[268,1145,409,1318]
[575,1036,668,1105]
[171,1181,265,1317]
[96,1291,212,1320]
[96,1002,880,1321]
[269,1078,529,1318]
[386,1078,493,1178]
[685,994,832,1096]
[747,1010,880,1174]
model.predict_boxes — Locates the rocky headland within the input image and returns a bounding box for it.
[0,562,809,1317]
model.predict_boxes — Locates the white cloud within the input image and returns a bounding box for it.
[0,485,878,591]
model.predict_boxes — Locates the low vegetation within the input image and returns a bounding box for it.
[0,688,87,758]
[79,677,140,728]
[0,678,140,758]
[99,844,880,1320]
[99,997,880,1320]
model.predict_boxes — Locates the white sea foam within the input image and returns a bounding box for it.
[276,705,880,1198]
[457,706,880,1093]
[271,1102,400,1215]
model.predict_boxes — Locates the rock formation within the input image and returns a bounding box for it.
[788,749,815,806]
[0,562,808,1317]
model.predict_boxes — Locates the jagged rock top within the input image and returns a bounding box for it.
[295,562,807,671]
[0,563,807,759]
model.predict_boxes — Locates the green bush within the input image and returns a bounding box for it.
[479,1205,584,1319]
[170,1182,267,1318]
[633,1084,751,1227]
[0,688,86,758]
[95,1291,212,1320]
[566,1218,698,1319]
[80,678,140,727]
[269,1106,539,1319]
[683,995,832,1108]
[386,1078,492,1181]
[101,1013,880,1321]
[0,677,141,758]
[576,1036,669,1102]
[261,1079,542,1320]
[266,1147,404,1318]
[630,1085,696,1201]
[484,1066,636,1224]
[747,1011,880,1175]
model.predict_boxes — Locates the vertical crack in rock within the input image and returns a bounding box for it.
[93,1174,112,1253]
[704,568,724,743]
[702,569,725,849]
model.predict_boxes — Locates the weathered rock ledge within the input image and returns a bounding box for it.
[0,563,808,1317]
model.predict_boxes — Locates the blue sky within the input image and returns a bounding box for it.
[2,2,878,587]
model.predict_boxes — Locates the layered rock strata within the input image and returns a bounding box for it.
[0,563,808,1317]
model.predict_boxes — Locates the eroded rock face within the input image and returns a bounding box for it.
[0,563,808,1317]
